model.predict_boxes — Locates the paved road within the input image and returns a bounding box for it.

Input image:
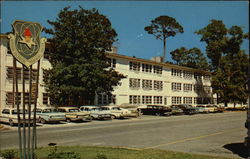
[0,112,247,158]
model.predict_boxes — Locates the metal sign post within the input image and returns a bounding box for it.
[8,20,46,159]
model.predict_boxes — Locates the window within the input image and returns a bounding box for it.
[153,66,162,74]
[129,95,140,104]
[129,61,140,71]
[203,75,211,81]
[43,93,49,105]
[142,96,152,104]
[6,92,21,105]
[24,93,35,104]
[171,69,182,77]
[183,71,193,79]
[129,78,140,88]
[154,96,163,104]
[6,67,22,80]
[183,97,192,104]
[194,85,202,92]
[142,64,152,72]
[23,68,38,81]
[98,94,116,105]
[183,84,192,92]
[171,83,181,91]
[154,81,163,90]
[2,109,10,114]
[107,58,116,68]
[142,80,152,90]
[172,97,182,104]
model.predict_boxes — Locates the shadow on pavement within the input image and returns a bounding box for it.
[223,143,249,158]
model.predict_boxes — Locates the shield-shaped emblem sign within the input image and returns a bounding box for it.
[8,20,46,67]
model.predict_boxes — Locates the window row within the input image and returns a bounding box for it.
[172,96,212,105]
[107,58,116,68]
[172,83,211,93]
[129,61,162,74]
[6,67,38,81]
[5,92,49,105]
[171,68,211,80]
[129,95,163,104]
[129,78,163,90]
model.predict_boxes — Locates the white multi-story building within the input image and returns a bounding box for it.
[1,34,214,109]
[97,47,214,106]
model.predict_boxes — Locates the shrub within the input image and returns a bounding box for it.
[95,153,108,159]
[0,150,16,159]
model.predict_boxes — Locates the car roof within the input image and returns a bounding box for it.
[58,107,78,110]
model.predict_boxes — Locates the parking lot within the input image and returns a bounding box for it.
[1,111,248,158]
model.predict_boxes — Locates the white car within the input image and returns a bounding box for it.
[57,107,91,122]
[101,106,132,118]
[0,108,39,126]
[79,106,113,120]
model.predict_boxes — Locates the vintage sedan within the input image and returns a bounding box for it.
[35,107,66,124]
[101,106,132,118]
[174,104,196,115]
[79,106,113,120]
[57,107,91,122]
[0,108,39,126]
[196,105,210,113]
[169,105,184,115]
[140,105,172,116]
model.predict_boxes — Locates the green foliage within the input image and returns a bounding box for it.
[170,47,209,70]
[196,19,249,104]
[144,15,184,61]
[44,6,125,105]
[0,150,16,159]
[95,153,108,159]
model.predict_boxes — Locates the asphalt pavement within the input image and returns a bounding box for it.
[0,111,248,158]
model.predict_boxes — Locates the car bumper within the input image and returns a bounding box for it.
[47,118,66,122]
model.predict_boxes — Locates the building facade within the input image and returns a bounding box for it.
[1,35,214,109]
[0,35,51,110]
[97,48,215,106]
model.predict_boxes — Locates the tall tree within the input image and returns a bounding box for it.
[144,16,184,62]
[196,19,249,105]
[170,47,209,71]
[44,6,125,106]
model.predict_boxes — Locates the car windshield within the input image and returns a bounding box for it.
[43,109,57,113]
[69,109,80,112]
[112,107,121,110]
[12,109,27,114]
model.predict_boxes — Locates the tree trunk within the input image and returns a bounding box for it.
[163,37,166,62]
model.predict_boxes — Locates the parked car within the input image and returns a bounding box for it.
[101,106,132,118]
[79,106,113,120]
[169,105,184,115]
[174,104,196,115]
[35,107,66,124]
[139,105,172,116]
[57,107,91,122]
[0,108,39,126]
[205,104,218,113]
[215,105,225,113]
[119,104,143,117]
[196,105,210,113]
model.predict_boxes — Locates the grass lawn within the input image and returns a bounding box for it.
[1,145,238,159]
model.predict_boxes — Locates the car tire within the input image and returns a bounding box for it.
[9,120,14,127]
[40,118,46,124]
[155,113,161,116]
[111,115,115,120]
[66,119,71,123]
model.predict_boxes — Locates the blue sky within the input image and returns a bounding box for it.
[1,1,249,62]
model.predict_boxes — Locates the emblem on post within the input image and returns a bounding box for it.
[8,20,47,67]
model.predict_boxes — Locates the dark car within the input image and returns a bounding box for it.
[169,105,184,115]
[140,105,172,116]
[174,104,196,115]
